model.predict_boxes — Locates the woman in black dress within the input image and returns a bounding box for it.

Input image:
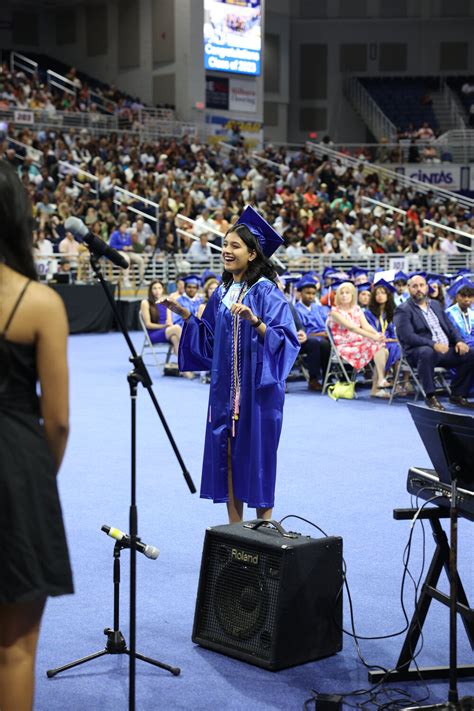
[0,161,73,711]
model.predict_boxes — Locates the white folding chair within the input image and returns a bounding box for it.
[139,311,172,370]
[322,321,359,397]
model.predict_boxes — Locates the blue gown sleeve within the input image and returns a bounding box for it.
[178,290,219,371]
[255,285,300,388]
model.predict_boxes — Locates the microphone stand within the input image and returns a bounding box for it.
[47,254,196,711]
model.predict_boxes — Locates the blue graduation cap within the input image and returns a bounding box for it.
[407,271,427,281]
[356,282,372,293]
[280,271,302,284]
[183,273,201,286]
[349,267,369,280]
[447,277,474,299]
[200,269,219,286]
[297,275,319,290]
[394,271,408,283]
[373,278,396,293]
[427,272,449,285]
[322,266,338,280]
[236,205,284,257]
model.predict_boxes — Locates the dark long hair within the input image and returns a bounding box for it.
[368,284,395,322]
[147,280,166,323]
[222,224,278,288]
[0,161,37,280]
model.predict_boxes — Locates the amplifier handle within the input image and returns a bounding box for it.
[243,519,298,539]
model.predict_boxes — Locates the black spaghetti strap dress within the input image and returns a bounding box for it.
[0,281,74,603]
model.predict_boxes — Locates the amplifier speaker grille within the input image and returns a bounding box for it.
[193,523,343,670]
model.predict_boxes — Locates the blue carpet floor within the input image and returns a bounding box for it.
[35,333,474,710]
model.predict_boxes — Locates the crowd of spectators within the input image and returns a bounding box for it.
[0,62,149,128]
[2,126,472,280]
[0,64,473,283]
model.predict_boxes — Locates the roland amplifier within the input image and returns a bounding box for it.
[192,520,343,671]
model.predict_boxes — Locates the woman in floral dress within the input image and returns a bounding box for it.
[330,282,391,398]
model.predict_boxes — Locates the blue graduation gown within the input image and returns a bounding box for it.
[174,293,203,326]
[178,278,300,508]
[446,304,474,347]
[365,310,400,370]
[294,301,327,335]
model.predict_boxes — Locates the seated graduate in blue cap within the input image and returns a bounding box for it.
[160,206,300,523]
[427,275,446,308]
[393,271,409,306]
[356,282,372,311]
[366,280,403,391]
[294,276,331,390]
[174,274,203,326]
[445,277,474,348]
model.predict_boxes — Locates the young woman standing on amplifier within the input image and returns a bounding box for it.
[161,206,299,523]
[0,161,73,711]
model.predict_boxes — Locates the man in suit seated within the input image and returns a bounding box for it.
[394,274,474,411]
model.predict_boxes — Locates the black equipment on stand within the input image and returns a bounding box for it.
[46,246,196,711]
[369,404,474,711]
[47,531,180,679]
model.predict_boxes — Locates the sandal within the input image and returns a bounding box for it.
[371,389,390,399]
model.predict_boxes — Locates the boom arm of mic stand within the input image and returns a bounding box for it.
[89,254,196,494]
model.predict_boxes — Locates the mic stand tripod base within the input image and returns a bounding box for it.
[46,541,180,679]
[46,628,181,679]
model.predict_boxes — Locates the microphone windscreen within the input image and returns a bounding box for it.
[65,216,89,239]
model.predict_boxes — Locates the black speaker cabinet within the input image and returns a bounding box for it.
[192,520,343,671]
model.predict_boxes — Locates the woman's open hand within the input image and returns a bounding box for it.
[158,297,190,320]
[230,303,257,324]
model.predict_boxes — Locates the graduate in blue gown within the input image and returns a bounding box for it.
[173,274,203,326]
[161,206,300,522]
[365,279,401,372]
[445,277,474,347]
[294,276,331,388]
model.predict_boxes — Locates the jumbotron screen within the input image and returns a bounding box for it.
[204,0,261,76]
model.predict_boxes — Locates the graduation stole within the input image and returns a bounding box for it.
[447,304,472,336]
[378,313,388,334]
[227,281,249,437]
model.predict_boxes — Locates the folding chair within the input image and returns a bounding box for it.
[139,311,173,370]
[388,340,451,405]
[322,321,359,397]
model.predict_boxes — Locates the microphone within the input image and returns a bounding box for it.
[64,216,129,269]
[101,525,160,560]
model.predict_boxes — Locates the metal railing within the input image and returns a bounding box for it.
[435,129,474,164]
[33,252,474,289]
[345,77,397,141]
[10,51,38,77]
[440,80,466,131]
[361,196,472,252]
[1,105,196,140]
[305,140,474,209]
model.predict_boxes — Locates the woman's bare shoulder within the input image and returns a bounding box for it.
[27,282,68,323]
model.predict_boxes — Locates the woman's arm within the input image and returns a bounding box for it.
[140,300,165,329]
[359,311,384,340]
[331,309,382,341]
[36,290,69,472]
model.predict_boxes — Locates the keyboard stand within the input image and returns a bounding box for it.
[368,507,474,684]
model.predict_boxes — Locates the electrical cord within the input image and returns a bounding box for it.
[281,500,442,711]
